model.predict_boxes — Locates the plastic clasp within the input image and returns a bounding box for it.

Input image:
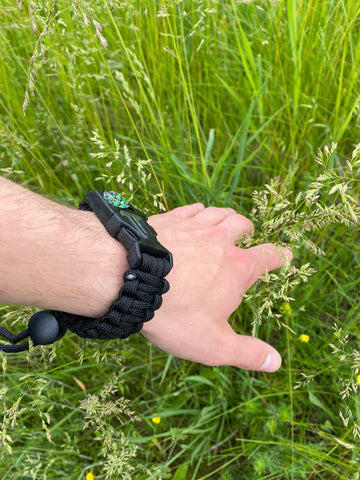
[81,191,173,269]
[116,209,173,268]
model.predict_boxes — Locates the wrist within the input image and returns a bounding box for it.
[49,191,173,343]
[0,188,128,317]
[53,208,128,317]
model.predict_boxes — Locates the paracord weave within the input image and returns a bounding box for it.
[52,253,170,339]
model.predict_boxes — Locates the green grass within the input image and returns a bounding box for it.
[1,0,360,478]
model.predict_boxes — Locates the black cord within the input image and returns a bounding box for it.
[52,253,171,340]
[0,327,30,353]
[0,200,172,352]
[52,201,172,340]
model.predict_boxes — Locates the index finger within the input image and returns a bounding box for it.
[240,243,293,289]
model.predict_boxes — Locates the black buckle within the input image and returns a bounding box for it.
[81,191,173,269]
[116,208,173,269]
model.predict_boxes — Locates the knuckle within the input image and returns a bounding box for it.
[234,248,255,277]
[224,207,237,214]
[205,225,227,240]
[242,217,255,234]
[205,206,223,216]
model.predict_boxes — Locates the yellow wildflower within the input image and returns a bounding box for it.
[357,375,360,386]
[152,415,161,424]
[86,473,95,480]
[299,334,310,343]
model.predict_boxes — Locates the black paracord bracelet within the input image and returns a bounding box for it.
[53,253,171,340]
[0,191,173,353]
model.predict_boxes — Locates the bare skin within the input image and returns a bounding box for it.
[143,204,292,372]
[0,177,292,371]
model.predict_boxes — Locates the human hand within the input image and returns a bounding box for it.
[141,203,293,372]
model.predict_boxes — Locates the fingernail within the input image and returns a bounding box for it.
[259,352,282,372]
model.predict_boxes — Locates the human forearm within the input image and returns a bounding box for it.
[0,178,293,372]
[0,177,127,317]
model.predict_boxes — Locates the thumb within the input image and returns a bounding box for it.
[222,330,282,372]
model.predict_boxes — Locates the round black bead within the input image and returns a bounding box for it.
[124,271,137,281]
[28,311,61,346]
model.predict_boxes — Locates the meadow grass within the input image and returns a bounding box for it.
[1,0,360,478]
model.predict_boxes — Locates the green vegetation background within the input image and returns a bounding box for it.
[1,0,360,479]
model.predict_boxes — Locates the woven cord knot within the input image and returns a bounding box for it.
[53,253,171,340]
